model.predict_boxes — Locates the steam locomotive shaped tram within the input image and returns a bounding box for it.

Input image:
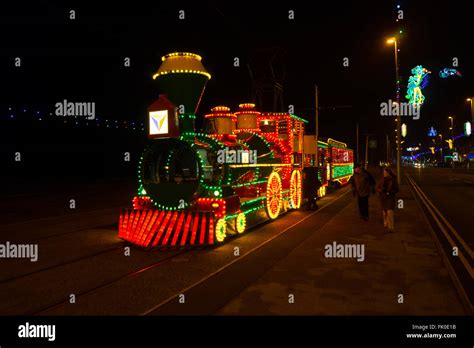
[118,52,353,248]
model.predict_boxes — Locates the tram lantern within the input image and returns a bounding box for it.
[147,95,180,139]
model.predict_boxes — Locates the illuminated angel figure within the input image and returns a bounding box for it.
[406,65,431,109]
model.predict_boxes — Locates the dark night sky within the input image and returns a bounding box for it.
[1,0,473,156]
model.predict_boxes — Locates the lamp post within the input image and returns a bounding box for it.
[448,116,455,151]
[467,98,474,123]
[439,133,443,162]
[466,98,473,169]
[387,37,401,185]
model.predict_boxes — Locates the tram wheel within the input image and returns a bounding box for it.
[215,218,227,243]
[265,171,282,219]
[235,212,246,233]
[289,169,302,209]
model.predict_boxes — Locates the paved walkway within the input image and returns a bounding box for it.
[218,184,466,315]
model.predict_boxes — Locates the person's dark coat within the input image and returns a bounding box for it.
[303,167,320,199]
[351,169,374,197]
[376,174,399,210]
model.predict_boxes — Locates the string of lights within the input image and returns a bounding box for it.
[2,106,145,131]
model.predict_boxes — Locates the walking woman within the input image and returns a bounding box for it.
[376,167,399,232]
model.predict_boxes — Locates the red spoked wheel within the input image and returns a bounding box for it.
[289,169,302,209]
[265,171,282,219]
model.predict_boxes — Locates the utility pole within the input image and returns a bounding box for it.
[386,134,390,163]
[315,84,319,170]
[356,122,360,165]
[365,135,369,170]
[439,134,443,162]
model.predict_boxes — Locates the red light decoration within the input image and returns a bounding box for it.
[208,216,215,244]
[143,211,165,246]
[119,209,218,247]
[180,213,193,246]
[142,211,160,245]
[132,196,153,210]
[171,212,186,246]
[190,215,200,245]
[208,133,237,142]
[137,210,153,243]
[204,106,237,120]
[152,211,173,246]
[162,211,179,245]
[199,214,207,244]
[196,198,226,218]
[234,128,261,133]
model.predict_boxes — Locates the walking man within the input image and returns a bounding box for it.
[351,166,375,221]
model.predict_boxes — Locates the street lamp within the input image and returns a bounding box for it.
[386,36,402,185]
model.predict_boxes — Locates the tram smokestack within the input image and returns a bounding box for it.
[152,52,211,132]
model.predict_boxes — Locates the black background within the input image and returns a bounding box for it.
[1,1,473,182]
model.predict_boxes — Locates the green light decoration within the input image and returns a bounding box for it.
[241,196,266,207]
[332,165,353,179]
[406,65,430,109]
[232,179,267,188]
[139,185,147,196]
[289,114,309,123]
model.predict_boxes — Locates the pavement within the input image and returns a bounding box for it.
[216,183,467,315]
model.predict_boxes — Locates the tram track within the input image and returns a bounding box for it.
[27,189,349,315]
[141,189,352,315]
[1,188,349,315]
[0,243,125,285]
[30,249,191,315]
[0,207,123,243]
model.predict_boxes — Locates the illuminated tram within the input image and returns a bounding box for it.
[118,52,353,248]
